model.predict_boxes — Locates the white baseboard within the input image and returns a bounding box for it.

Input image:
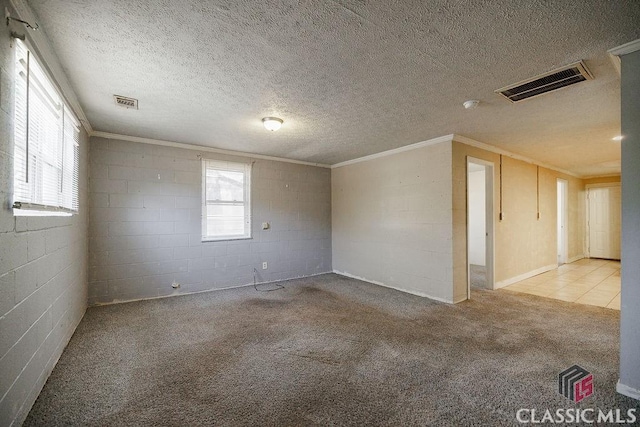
[333,270,453,304]
[494,264,558,289]
[617,381,640,401]
[567,254,586,264]
[91,271,331,306]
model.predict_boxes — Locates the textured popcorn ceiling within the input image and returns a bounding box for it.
[28,0,640,176]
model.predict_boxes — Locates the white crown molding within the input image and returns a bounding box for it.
[583,173,621,180]
[608,39,640,76]
[608,39,640,57]
[90,131,331,168]
[9,0,92,134]
[452,134,580,178]
[330,134,454,169]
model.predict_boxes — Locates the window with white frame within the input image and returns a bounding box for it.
[12,39,80,216]
[202,159,251,241]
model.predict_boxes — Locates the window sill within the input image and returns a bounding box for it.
[13,209,73,217]
[201,236,252,243]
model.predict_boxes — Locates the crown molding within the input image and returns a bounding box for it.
[330,133,582,177]
[90,131,331,168]
[330,134,454,168]
[452,134,580,178]
[582,173,621,180]
[9,0,93,134]
[608,39,640,57]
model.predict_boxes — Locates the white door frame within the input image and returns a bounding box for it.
[586,182,621,259]
[557,179,569,265]
[466,157,495,299]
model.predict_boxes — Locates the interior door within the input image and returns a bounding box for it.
[588,186,621,260]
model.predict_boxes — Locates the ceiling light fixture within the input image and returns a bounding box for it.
[612,135,623,141]
[463,100,480,109]
[262,117,283,131]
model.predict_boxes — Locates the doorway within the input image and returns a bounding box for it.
[557,179,568,265]
[587,185,621,260]
[467,157,494,298]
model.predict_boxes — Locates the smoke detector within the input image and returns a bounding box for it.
[463,100,480,109]
[113,95,138,109]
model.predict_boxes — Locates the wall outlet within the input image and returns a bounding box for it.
[262,262,268,270]
[171,281,180,289]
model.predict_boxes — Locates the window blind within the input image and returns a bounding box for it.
[13,40,80,214]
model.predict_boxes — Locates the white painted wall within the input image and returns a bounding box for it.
[468,169,486,266]
[0,5,89,423]
[332,141,453,302]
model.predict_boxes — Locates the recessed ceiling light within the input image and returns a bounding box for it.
[262,117,283,131]
[612,135,623,141]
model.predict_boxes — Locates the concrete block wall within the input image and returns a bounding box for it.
[332,141,454,302]
[0,3,90,422]
[88,137,331,304]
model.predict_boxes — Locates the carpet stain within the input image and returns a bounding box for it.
[24,274,636,427]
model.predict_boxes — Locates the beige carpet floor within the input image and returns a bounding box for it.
[25,273,638,426]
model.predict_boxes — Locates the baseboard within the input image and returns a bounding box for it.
[91,271,332,306]
[567,254,586,264]
[617,381,640,401]
[494,264,558,289]
[453,295,469,304]
[333,270,453,304]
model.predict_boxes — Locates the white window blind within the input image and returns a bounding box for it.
[13,39,80,215]
[202,159,251,241]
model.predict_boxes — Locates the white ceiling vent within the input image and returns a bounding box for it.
[113,95,138,109]
[496,61,593,103]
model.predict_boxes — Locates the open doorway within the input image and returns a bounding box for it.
[557,179,568,265]
[467,157,494,298]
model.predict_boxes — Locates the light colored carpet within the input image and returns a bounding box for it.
[25,273,636,426]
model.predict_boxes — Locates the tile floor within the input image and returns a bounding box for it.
[502,258,621,310]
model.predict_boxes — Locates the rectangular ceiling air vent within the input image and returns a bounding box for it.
[495,61,593,103]
[113,95,138,109]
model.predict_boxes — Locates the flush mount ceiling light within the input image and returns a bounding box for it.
[463,100,480,109]
[612,135,624,141]
[262,117,283,131]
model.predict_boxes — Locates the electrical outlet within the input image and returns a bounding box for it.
[171,281,180,289]
[262,262,268,270]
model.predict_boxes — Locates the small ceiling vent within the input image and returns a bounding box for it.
[113,95,138,109]
[496,61,593,103]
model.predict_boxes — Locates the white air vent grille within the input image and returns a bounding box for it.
[113,95,138,109]
[496,61,593,103]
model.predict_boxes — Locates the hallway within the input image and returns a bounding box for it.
[502,258,621,310]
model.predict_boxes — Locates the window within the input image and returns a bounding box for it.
[12,40,80,216]
[202,159,251,241]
